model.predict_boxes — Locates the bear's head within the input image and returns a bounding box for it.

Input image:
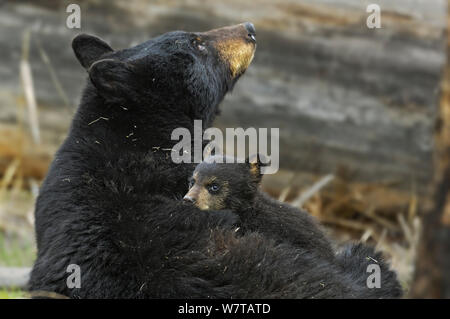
[72,23,256,128]
[183,154,266,211]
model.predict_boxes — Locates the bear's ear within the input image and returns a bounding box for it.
[72,34,114,69]
[246,154,267,181]
[203,142,222,160]
[88,59,135,104]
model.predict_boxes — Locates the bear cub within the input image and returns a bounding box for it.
[184,154,403,298]
[184,154,336,261]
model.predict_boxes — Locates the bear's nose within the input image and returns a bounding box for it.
[244,22,256,36]
[183,195,196,204]
[244,22,256,42]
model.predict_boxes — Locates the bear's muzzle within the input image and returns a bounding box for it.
[200,22,256,78]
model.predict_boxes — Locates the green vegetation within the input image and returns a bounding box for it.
[0,233,35,267]
[0,233,36,299]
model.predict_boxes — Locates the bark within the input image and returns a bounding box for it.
[410,12,450,296]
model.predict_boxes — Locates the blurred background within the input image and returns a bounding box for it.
[0,0,448,298]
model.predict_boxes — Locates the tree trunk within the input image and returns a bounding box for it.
[410,11,450,296]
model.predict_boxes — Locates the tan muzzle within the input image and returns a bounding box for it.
[200,22,256,78]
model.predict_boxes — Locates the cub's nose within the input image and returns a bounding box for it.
[183,195,196,204]
[244,22,256,36]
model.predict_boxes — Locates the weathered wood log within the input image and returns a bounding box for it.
[0,0,447,196]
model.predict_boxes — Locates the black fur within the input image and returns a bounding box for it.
[188,156,336,260]
[29,27,401,298]
[188,156,403,298]
[336,243,403,298]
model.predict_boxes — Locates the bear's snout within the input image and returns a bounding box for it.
[183,195,196,204]
[243,22,256,42]
[201,23,256,78]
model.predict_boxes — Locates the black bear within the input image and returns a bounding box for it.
[184,154,402,298]
[29,23,401,298]
[184,154,336,261]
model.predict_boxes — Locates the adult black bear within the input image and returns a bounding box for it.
[29,24,401,298]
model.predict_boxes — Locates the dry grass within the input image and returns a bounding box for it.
[262,173,422,291]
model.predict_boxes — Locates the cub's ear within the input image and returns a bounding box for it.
[88,59,136,104]
[203,141,222,160]
[246,154,268,181]
[72,34,114,69]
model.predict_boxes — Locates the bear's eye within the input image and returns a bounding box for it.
[188,179,195,188]
[208,183,220,194]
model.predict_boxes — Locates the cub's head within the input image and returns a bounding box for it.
[72,23,256,124]
[184,155,265,211]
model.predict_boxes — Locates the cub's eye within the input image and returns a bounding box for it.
[208,183,220,194]
[188,180,195,188]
